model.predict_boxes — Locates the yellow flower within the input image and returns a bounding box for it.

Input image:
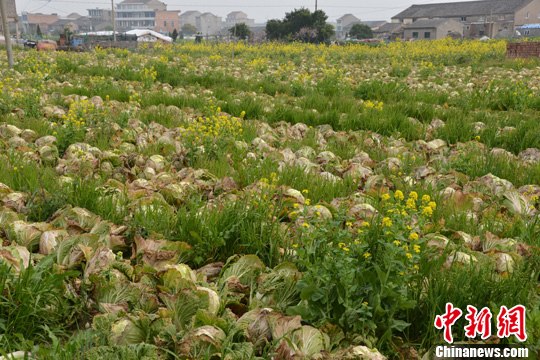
[406,252,413,260]
[393,240,401,246]
[413,264,420,271]
[422,206,433,217]
[346,221,353,228]
[293,203,300,209]
[408,191,418,201]
[422,194,431,203]
[406,198,416,209]
[363,252,372,259]
[361,221,370,228]
[428,201,437,210]
[381,193,391,201]
[382,217,393,227]
[305,199,311,205]
[302,222,310,228]
[292,243,299,248]
[302,189,309,194]
[394,190,404,201]
[413,244,421,253]
[409,232,419,241]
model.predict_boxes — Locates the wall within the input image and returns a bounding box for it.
[507,42,540,58]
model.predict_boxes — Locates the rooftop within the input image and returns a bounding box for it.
[393,0,532,19]
[404,18,462,28]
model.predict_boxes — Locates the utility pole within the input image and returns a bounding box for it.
[0,0,14,68]
[111,0,116,42]
[315,0,318,11]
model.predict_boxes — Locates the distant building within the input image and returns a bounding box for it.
[196,12,222,36]
[392,0,540,38]
[180,10,201,28]
[115,0,166,31]
[336,14,362,39]
[373,22,403,40]
[361,20,387,31]
[0,0,18,34]
[49,13,92,34]
[403,18,464,40]
[225,11,255,29]
[155,11,180,33]
[517,22,540,36]
[21,12,59,35]
[87,8,113,31]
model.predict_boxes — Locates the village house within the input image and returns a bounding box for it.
[373,22,404,40]
[196,12,222,36]
[87,8,113,31]
[21,12,59,35]
[335,14,362,40]
[115,0,165,31]
[403,18,464,40]
[49,13,92,34]
[154,10,180,33]
[179,11,201,29]
[224,11,255,30]
[392,0,540,38]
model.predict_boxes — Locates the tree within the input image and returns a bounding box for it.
[36,24,43,38]
[181,24,197,36]
[171,28,178,42]
[348,23,373,40]
[229,23,251,40]
[265,8,334,43]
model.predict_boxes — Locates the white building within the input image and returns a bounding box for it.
[224,11,255,29]
[115,0,166,31]
[196,12,222,35]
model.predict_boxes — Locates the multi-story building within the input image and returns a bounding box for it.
[335,14,361,39]
[196,12,222,36]
[155,10,180,33]
[115,0,166,31]
[49,13,92,34]
[87,8,113,31]
[180,10,201,29]
[392,0,540,38]
[21,12,60,35]
[224,11,255,29]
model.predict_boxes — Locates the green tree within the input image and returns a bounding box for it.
[229,23,252,40]
[348,23,373,40]
[265,8,334,43]
[265,19,285,40]
[181,24,197,36]
[171,28,179,42]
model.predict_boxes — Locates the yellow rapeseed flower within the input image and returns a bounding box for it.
[394,190,404,201]
[422,206,433,217]
[409,232,419,241]
[382,217,393,227]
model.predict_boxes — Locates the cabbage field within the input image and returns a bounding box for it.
[0,40,539,359]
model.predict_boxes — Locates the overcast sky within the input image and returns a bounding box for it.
[14,0,468,22]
